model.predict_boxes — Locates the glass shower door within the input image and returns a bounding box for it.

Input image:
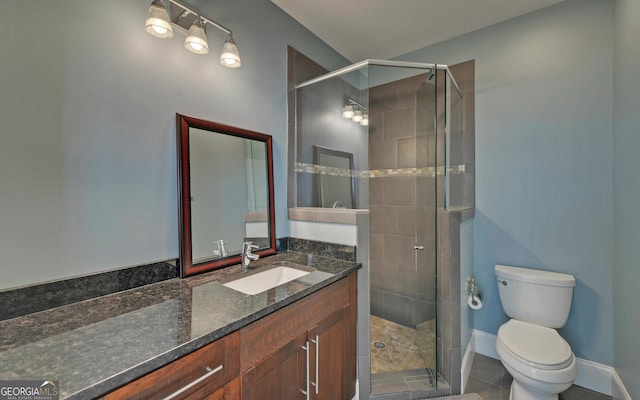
[368,65,440,396]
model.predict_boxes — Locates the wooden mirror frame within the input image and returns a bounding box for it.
[177,114,276,277]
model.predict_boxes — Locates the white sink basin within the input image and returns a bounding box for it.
[223,266,310,295]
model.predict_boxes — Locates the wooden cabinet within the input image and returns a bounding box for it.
[105,271,356,400]
[188,377,241,400]
[240,310,349,400]
[103,332,240,400]
[309,308,348,400]
[240,334,307,400]
[240,272,357,400]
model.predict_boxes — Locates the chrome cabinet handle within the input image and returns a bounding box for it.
[161,364,223,400]
[300,341,310,399]
[413,245,425,250]
[310,335,319,394]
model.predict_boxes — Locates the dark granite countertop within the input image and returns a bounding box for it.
[0,252,360,399]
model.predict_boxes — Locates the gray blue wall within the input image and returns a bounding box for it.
[4,2,636,395]
[398,0,615,366]
[613,0,640,398]
[0,0,348,289]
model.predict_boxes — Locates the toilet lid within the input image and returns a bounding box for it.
[499,320,573,368]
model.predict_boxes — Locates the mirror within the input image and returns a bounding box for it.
[313,145,355,209]
[177,114,276,277]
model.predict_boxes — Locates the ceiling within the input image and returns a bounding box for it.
[271,0,565,62]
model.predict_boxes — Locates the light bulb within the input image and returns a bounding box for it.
[342,105,354,119]
[152,25,168,35]
[220,35,241,68]
[353,110,363,122]
[361,115,369,126]
[145,0,173,39]
[184,19,209,55]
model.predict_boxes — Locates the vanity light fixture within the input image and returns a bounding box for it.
[144,0,241,68]
[342,105,355,119]
[220,34,241,68]
[343,99,368,127]
[145,0,174,38]
[184,17,208,54]
[352,109,363,123]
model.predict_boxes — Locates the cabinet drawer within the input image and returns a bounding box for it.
[104,332,239,400]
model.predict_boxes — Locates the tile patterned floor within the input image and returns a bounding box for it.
[465,354,613,400]
[371,368,450,399]
[370,315,436,373]
[370,316,446,399]
[368,318,612,399]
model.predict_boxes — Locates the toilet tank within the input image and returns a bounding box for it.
[495,264,576,328]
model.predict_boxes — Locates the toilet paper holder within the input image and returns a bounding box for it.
[466,276,477,296]
[466,277,483,310]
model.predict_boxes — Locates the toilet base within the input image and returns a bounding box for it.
[509,380,559,400]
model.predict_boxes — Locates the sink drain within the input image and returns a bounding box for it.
[373,341,386,349]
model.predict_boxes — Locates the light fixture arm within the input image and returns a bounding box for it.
[200,15,231,36]
[347,98,367,112]
[167,0,232,36]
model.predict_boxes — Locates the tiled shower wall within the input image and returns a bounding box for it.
[369,74,438,330]
[437,60,475,394]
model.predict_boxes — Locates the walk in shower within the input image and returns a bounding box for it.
[290,52,466,398]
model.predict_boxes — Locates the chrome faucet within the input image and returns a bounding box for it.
[241,241,260,271]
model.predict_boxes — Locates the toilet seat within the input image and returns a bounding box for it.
[498,320,573,370]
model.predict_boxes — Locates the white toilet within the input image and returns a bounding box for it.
[494,264,578,400]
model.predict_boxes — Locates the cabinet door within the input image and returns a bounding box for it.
[308,308,346,400]
[241,334,307,400]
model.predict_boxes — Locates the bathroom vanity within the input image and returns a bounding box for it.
[105,267,356,400]
[0,252,359,399]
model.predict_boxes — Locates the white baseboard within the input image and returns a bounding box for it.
[573,357,613,396]
[461,338,476,394]
[611,369,633,400]
[469,329,630,398]
[471,329,499,359]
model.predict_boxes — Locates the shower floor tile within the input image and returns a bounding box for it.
[370,315,436,373]
[371,368,450,399]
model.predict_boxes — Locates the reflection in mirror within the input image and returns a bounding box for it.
[177,114,276,277]
[313,146,355,209]
[189,130,269,263]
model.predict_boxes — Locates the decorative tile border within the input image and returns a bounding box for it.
[295,162,465,178]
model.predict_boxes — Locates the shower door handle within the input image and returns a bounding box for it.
[413,245,425,250]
